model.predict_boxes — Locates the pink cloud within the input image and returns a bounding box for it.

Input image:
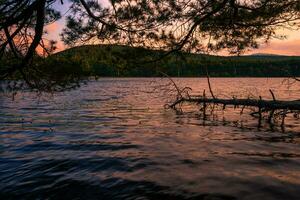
[45,22,59,32]
[44,22,66,52]
[249,39,300,56]
[54,40,65,52]
[43,19,300,56]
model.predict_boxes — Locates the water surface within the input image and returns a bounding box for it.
[1,78,300,200]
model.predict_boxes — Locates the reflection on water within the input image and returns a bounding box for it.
[1,78,300,200]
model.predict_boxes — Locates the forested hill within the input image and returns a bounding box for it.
[53,44,300,77]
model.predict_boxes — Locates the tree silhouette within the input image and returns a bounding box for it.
[1,0,300,91]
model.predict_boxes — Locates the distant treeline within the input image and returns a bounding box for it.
[54,45,300,77]
[3,45,300,78]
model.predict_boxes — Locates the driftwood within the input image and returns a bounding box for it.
[169,96,300,111]
[167,94,300,128]
[163,75,300,128]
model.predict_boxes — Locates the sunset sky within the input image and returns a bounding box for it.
[49,1,300,56]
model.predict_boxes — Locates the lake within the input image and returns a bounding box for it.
[1,78,300,200]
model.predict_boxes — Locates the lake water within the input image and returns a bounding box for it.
[1,78,300,200]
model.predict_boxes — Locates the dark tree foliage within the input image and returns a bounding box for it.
[0,0,90,92]
[1,0,300,92]
[62,0,300,54]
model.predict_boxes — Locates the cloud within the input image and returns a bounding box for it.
[45,22,59,33]
[43,20,300,55]
[54,40,65,52]
[249,39,300,56]
[44,22,66,52]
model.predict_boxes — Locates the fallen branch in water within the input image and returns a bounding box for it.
[168,96,300,111]
[163,76,300,127]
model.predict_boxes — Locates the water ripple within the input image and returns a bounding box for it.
[1,78,300,199]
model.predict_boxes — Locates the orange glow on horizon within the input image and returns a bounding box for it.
[46,21,300,56]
